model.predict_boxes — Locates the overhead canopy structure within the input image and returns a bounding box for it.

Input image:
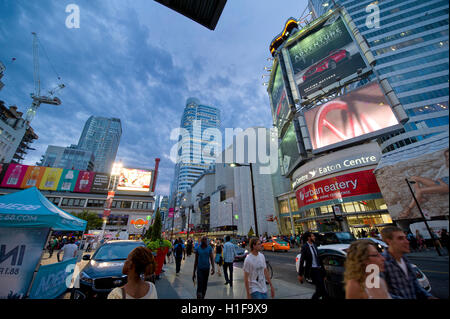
[0,187,87,231]
[154,0,227,30]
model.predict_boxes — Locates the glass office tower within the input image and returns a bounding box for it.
[77,116,122,173]
[171,98,221,205]
[308,0,449,153]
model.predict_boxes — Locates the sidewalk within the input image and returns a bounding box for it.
[156,254,315,299]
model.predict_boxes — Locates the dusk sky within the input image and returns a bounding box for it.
[0,0,309,196]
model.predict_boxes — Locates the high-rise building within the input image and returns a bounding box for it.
[171,98,220,206]
[308,0,449,153]
[37,144,95,171]
[77,116,122,173]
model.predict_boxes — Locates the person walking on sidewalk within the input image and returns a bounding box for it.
[297,232,328,300]
[222,235,237,287]
[47,236,57,258]
[174,238,185,276]
[243,237,275,299]
[193,236,215,299]
[214,239,223,276]
[381,226,437,299]
[57,237,78,262]
[108,246,157,299]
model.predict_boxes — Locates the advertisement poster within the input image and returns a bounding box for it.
[20,166,46,189]
[269,62,291,133]
[304,82,399,151]
[288,15,367,98]
[39,168,63,191]
[296,169,381,208]
[56,169,79,192]
[90,173,109,193]
[375,148,449,221]
[279,121,301,176]
[117,168,152,192]
[0,227,50,299]
[73,171,95,193]
[0,163,28,188]
[29,257,76,299]
[409,221,449,240]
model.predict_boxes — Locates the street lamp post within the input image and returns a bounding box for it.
[405,178,442,256]
[101,161,122,242]
[230,163,259,238]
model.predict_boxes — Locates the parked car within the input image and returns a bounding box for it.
[234,245,248,262]
[72,240,146,299]
[295,238,431,298]
[302,49,350,82]
[262,238,290,252]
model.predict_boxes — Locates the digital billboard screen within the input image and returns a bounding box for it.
[269,62,291,133]
[303,81,400,152]
[287,14,368,99]
[117,168,152,192]
[279,121,301,176]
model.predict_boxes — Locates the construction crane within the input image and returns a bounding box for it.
[25,32,65,123]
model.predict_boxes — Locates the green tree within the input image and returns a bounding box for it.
[151,208,162,241]
[72,210,103,230]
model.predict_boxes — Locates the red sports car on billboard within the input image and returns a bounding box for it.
[302,49,350,82]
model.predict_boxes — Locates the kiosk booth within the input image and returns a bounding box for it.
[0,187,87,299]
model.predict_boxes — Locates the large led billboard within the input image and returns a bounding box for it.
[279,121,301,176]
[303,81,401,152]
[117,168,152,192]
[269,61,291,133]
[287,13,368,99]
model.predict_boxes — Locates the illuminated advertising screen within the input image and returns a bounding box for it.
[117,168,152,192]
[287,14,368,98]
[20,166,46,189]
[73,170,95,193]
[269,62,291,133]
[56,169,79,192]
[91,173,109,193]
[39,168,63,191]
[295,169,381,208]
[303,82,400,152]
[0,164,28,188]
[279,121,301,176]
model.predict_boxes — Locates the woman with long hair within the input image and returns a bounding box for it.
[344,240,391,299]
[108,246,157,299]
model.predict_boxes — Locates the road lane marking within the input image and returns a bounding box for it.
[421,270,449,274]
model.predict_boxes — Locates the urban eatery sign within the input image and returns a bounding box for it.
[295,169,381,207]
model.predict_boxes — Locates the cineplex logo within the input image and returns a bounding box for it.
[169,123,279,174]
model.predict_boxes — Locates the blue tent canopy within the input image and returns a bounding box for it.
[0,187,87,231]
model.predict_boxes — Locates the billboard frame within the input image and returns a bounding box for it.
[116,166,155,195]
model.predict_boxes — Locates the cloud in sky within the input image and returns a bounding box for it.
[0,0,308,195]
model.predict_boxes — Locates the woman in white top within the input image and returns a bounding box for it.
[344,239,391,299]
[108,246,158,299]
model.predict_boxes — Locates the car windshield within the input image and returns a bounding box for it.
[335,232,356,244]
[275,240,287,244]
[93,242,145,261]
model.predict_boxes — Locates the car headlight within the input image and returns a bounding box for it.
[80,272,93,285]
[244,250,248,254]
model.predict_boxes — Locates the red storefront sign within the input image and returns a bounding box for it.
[295,169,381,207]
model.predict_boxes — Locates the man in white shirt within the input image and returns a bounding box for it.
[58,237,78,262]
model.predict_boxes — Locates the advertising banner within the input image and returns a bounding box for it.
[20,166,46,189]
[103,191,115,218]
[0,227,50,299]
[409,221,449,240]
[117,168,152,192]
[39,168,63,191]
[56,169,79,192]
[0,163,28,188]
[73,171,95,193]
[303,82,399,151]
[375,148,449,221]
[269,62,291,133]
[287,14,367,98]
[28,257,76,299]
[279,121,301,176]
[127,215,149,234]
[168,208,174,218]
[91,173,109,193]
[296,169,381,208]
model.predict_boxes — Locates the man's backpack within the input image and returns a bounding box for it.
[175,244,183,256]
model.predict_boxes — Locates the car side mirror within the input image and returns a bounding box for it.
[82,255,91,261]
